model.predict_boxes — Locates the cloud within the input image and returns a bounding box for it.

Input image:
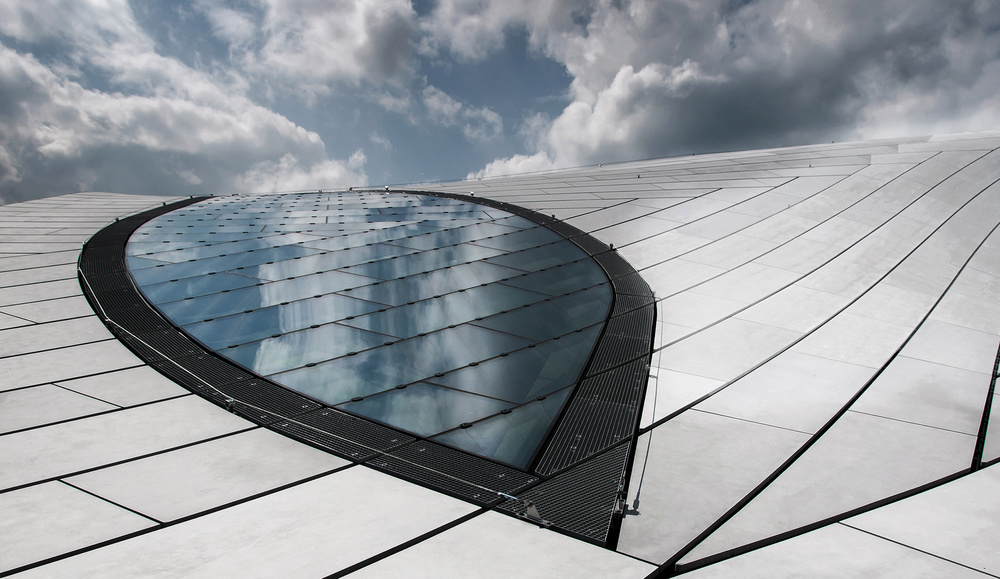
[543,60,726,167]
[470,151,556,179]
[370,131,393,151]
[0,2,366,204]
[417,0,605,65]
[422,85,503,141]
[470,0,1000,173]
[0,0,148,49]
[418,0,522,62]
[198,2,258,48]
[195,0,419,93]
[237,150,367,193]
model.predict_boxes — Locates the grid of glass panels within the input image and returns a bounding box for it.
[126,191,611,469]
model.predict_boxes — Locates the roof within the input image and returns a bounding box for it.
[2,132,1000,577]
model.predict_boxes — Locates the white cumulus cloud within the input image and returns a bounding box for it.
[197,0,418,93]
[0,0,368,203]
[237,150,367,193]
[422,85,503,141]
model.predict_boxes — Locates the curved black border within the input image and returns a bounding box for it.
[79,190,656,546]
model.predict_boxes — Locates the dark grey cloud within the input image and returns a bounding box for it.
[357,5,418,79]
[476,0,1000,176]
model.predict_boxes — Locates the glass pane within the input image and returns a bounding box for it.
[140,233,325,262]
[471,226,563,252]
[385,222,523,250]
[165,232,259,242]
[126,255,173,270]
[125,240,206,255]
[500,259,609,296]
[473,286,611,340]
[339,261,524,306]
[182,294,384,349]
[156,269,377,324]
[131,237,268,261]
[129,258,233,286]
[484,240,586,271]
[271,325,532,404]
[139,272,261,303]
[185,308,281,349]
[347,243,506,279]
[206,244,322,268]
[223,323,389,375]
[431,387,572,469]
[340,283,546,338]
[338,382,510,437]
[156,285,265,325]
[333,223,445,246]
[430,325,602,403]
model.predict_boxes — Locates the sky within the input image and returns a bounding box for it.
[0,0,998,205]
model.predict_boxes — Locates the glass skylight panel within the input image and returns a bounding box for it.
[125,255,173,271]
[270,323,534,402]
[126,191,613,470]
[337,260,525,306]
[339,382,512,438]
[139,272,261,304]
[126,240,207,253]
[431,325,603,403]
[155,269,377,323]
[338,283,547,339]
[347,244,508,279]
[381,221,524,250]
[471,288,611,341]
[223,323,391,375]
[431,386,573,467]
[500,259,609,296]
[181,293,384,349]
[484,241,587,272]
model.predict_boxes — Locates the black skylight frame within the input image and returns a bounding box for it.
[78,190,656,547]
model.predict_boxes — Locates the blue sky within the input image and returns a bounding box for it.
[0,0,998,204]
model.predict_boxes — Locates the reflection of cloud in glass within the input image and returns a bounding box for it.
[238,323,387,375]
[342,282,544,338]
[272,324,532,404]
[127,191,611,467]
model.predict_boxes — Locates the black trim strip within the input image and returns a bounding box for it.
[59,479,163,524]
[668,470,970,577]
[972,339,1000,471]
[323,509,490,579]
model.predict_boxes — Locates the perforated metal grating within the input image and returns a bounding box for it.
[500,442,631,544]
[366,440,537,505]
[536,359,651,476]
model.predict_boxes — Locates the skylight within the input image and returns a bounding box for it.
[125,191,611,468]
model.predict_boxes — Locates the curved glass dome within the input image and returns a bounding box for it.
[125,190,612,469]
